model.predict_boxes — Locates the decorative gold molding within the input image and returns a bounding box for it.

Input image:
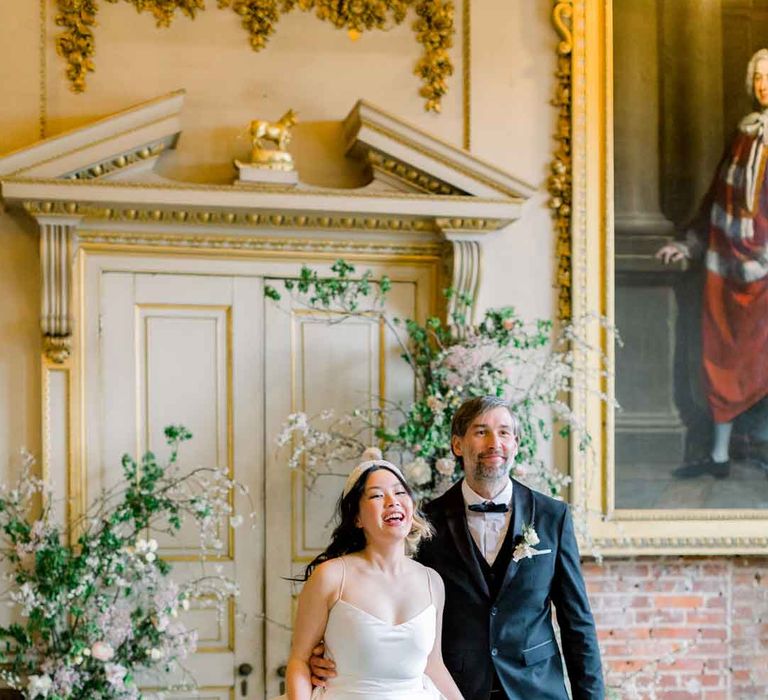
[592,537,768,551]
[462,0,471,150]
[76,230,446,259]
[64,141,168,180]
[366,149,466,195]
[39,0,47,139]
[550,0,573,321]
[22,200,501,234]
[10,176,504,202]
[358,119,526,200]
[54,0,455,113]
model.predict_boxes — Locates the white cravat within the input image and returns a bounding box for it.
[462,479,513,566]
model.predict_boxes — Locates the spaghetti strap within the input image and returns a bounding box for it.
[425,567,433,605]
[336,556,347,604]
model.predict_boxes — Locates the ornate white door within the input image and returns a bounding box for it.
[262,279,422,697]
[85,266,265,699]
[83,254,433,698]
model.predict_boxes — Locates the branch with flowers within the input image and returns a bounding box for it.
[0,426,246,700]
[272,261,616,522]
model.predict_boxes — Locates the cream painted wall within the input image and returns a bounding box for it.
[0,0,44,477]
[0,0,557,470]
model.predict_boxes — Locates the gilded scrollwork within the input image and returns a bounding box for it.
[55,0,455,112]
[54,0,97,93]
[550,0,573,321]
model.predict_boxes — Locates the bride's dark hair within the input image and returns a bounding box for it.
[302,465,433,580]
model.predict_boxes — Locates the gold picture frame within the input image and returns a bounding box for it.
[558,0,768,555]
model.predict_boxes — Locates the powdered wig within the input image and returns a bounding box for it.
[303,464,433,579]
[746,48,768,99]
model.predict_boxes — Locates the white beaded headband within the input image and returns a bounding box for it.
[342,448,407,498]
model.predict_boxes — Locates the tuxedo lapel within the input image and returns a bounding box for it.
[496,479,535,602]
[442,481,490,599]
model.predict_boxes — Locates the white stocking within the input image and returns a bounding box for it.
[711,421,733,463]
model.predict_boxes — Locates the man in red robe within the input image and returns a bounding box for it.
[658,48,768,478]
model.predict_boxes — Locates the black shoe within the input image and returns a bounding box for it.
[746,440,768,478]
[672,457,731,479]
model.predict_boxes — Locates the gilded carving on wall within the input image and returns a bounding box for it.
[54,0,455,112]
[550,0,573,321]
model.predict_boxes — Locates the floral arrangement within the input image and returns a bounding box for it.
[272,260,612,507]
[0,426,243,700]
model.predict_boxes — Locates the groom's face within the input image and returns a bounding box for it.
[451,406,518,489]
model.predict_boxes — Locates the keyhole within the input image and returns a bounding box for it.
[238,662,253,697]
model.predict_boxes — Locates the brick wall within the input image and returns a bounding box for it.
[581,558,768,699]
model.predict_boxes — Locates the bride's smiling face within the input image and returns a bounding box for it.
[355,468,414,543]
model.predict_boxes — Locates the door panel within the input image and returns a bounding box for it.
[262,279,421,697]
[88,271,263,698]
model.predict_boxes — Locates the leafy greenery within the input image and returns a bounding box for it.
[275,260,602,500]
[0,428,240,699]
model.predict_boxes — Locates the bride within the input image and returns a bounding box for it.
[285,452,464,700]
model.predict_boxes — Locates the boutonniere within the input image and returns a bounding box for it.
[512,524,551,562]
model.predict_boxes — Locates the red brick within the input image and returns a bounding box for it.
[654,595,704,608]
[583,557,768,696]
[685,611,725,625]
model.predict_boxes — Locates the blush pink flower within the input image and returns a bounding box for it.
[90,641,114,661]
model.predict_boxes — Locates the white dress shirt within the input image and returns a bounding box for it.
[461,478,513,566]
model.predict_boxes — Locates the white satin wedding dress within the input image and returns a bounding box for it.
[283,557,444,700]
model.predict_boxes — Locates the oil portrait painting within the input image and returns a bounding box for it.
[613,0,768,511]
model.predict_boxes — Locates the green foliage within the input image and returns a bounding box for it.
[273,260,596,500]
[0,428,239,699]
[276,260,391,313]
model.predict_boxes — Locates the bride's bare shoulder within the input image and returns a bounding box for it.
[414,562,445,593]
[305,558,345,597]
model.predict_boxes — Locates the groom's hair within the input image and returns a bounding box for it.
[450,396,520,467]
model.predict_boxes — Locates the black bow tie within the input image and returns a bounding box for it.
[468,501,509,513]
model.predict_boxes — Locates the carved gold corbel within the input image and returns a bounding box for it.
[38,217,79,364]
[437,220,482,333]
[550,0,573,321]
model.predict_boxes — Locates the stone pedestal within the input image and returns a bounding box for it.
[234,160,299,187]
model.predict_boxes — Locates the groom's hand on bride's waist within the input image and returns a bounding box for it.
[309,641,337,687]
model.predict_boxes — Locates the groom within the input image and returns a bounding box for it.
[312,396,604,699]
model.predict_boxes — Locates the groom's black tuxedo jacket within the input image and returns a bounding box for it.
[417,479,604,700]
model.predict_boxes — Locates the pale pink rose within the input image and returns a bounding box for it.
[502,318,515,330]
[435,457,455,476]
[404,457,432,486]
[91,641,115,661]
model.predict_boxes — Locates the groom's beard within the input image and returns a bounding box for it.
[471,451,513,481]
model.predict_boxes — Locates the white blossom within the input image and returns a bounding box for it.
[435,457,455,476]
[404,458,432,486]
[27,674,53,698]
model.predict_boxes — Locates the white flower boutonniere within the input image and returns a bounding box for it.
[512,524,551,562]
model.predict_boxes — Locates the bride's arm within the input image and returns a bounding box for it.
[424,569,465,700]
[286,559,343,700]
